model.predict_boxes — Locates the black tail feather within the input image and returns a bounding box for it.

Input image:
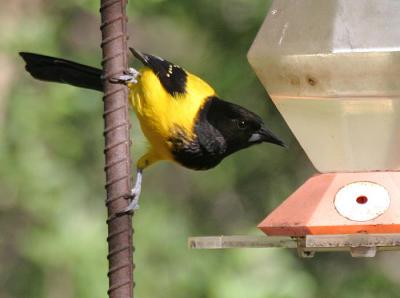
[19,52,103,92]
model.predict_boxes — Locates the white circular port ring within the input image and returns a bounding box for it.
[334,181,390,222]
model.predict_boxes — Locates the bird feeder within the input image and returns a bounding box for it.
[190,0,400,257]
[250,0,400,238]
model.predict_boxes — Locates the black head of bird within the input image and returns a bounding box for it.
[205,96,286,153]
[170,95,286,171]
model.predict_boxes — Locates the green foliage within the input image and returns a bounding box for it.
[1,0,399,297]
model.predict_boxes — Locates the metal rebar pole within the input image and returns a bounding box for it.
[99,0,134,297]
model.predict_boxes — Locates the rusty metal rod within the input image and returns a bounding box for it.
[100,0,134,297]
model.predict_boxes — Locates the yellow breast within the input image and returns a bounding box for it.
[128,67,215,161]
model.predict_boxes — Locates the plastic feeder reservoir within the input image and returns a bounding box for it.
[248,0,400,236]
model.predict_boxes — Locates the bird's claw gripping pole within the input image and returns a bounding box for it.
[118,168,143,214]
[109,67,140,84]
[100,0,134,297]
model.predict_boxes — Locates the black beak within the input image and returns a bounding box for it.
[249,126,288,148]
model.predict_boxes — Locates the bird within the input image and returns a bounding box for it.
[19,48,286,214]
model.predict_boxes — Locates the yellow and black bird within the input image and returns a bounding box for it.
[19,48,286,213]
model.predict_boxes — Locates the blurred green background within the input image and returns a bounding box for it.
[1,0,400,297]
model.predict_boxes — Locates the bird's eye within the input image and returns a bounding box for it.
[237,120,248,130]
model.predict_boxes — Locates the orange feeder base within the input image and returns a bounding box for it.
[258,172,400,236]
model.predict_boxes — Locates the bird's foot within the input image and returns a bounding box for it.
[116,187,140,216]
[125,67,139,77]
[116,168,143,216]
[110,67,139,84]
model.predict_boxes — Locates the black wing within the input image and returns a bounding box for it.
[130,47,187,96]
